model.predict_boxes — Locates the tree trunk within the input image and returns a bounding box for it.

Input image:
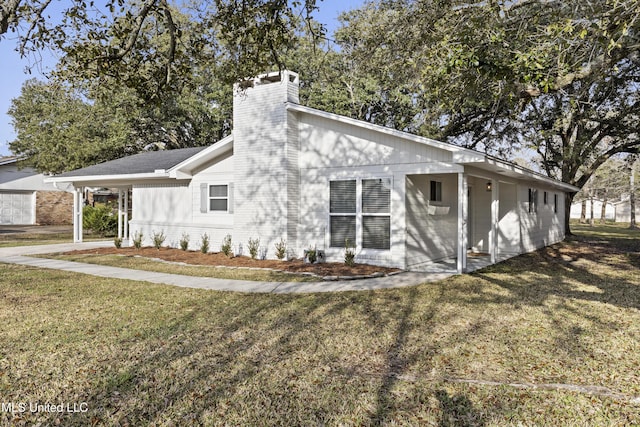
[564,192,575,236]
[631,165,637,229]
[600,189,608,224]
[580,199,587,223]
[589,196,595,226]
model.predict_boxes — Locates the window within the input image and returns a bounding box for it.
[329,178,392,250]
[362,178,391,249]
[528,188,538,213]
[330,180,356,247]
[430,180,442,202]
[209,185,228,211]
[544,191,548,205]
[554,193,559,213]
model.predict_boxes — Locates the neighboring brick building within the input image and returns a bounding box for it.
[0,156,73,225]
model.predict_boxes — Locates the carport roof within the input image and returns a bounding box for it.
[57,147,208,177]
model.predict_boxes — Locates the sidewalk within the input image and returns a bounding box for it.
[0,242,455,293]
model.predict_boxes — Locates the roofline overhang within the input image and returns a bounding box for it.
[45,171,171,186]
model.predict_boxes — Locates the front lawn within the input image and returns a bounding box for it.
[0,224,639,425]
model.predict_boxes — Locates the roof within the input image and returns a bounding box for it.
[57,147,207,177]
[0,156,19,166]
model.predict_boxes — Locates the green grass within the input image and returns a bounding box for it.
[0,232,104,248]
[38,252,320,282]
[0,224,639,425]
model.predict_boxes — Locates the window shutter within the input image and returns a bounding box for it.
[200,183,208,213]
[228,183,234,214]
[362,179,391,213]
[363,216,391,249]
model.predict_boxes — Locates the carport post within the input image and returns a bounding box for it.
[457,173,468,273]
[490,179,499,264]
[73,187,84,243]
[117,189,123,239]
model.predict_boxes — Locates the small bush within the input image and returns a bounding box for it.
[274,239,287,260]
[113,237,122,249]
[132,231,144,249]
[83,204,118,236]
[306,246,317,264]
[248,237,260,259]
[152,230,166,249]
[221,234,232,257]
[344,239,356,266]
[200,233,210,254]
[179,233,190,251]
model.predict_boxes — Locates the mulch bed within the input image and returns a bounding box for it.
[63,247,401,277]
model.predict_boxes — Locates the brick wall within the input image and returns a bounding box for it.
[35,191,73,225]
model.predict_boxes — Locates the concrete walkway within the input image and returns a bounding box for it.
[0,242,455,293]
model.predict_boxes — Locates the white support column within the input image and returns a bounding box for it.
[457,172,468,273]
[117,189,123,239]
[73,187,84,243]
[490,179,499,264]
[124,188,129,240]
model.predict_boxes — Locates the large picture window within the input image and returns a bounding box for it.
[329,178,391,250]
[330,180,356,247]
[209,185,228,211]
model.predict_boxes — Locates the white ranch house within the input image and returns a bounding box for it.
[48,71,578,273]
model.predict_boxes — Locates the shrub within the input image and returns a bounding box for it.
[274,239,287,260]
[179,233,190,251]
[152,230,166,249]
[83,204,118,237]
[200,233,210,254]
[306,246,317,264]
[221,234,232,257]
[132,231,144,249]
[344,239,356,266]
[113,237,122,249]
[248,237,260,259]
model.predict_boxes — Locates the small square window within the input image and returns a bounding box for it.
[209,185,228,212]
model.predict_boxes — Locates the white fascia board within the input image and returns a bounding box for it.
[169,135,233,177]
[481,157,580,192]
[286,103,482,158]
[45,172,170,185]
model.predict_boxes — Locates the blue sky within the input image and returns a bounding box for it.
[0,0,364,156]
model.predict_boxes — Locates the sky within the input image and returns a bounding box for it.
[0,0,364,156]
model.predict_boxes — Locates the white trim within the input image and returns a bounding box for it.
[169,135,233,177]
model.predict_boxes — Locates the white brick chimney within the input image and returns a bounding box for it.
[232,70,300,258]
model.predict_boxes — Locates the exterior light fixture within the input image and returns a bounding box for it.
[486,181,492,192]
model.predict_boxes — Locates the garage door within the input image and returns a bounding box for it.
[0,191,35,224]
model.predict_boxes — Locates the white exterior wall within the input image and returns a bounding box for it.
[405,174,458,268]
[498,182,521,255]
[129,153,235,251]
[232,72,300,259]
[297,112,457,268]
[518,184,565,252]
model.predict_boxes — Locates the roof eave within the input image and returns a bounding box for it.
[45,172,170,185]
[169,135,233,177]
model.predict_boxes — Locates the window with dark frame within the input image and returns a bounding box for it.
[430,180,442,202]
[544,191,548,205]
[209,185,228,211]
[528,188,538,213]
[554,193,558,213]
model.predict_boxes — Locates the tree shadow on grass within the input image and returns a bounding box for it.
[436,389,486,427]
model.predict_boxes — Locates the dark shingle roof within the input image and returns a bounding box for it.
[58,147,207,177]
